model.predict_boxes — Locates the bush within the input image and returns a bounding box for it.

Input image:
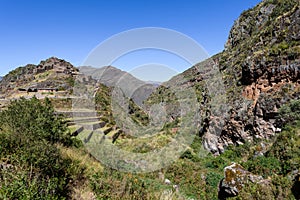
[0,97,84,199]
[267,126,300,175]
[244,156,281,178]
[206,172,223,187]
[278,99,300,126]
[205,156,227,170]
[0,97,72,145]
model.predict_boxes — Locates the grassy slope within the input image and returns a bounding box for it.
[1,98,299,199]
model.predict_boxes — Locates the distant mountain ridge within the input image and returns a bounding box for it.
[79,66,158,106]
[0,60,158,107]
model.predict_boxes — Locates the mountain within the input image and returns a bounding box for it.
[142,1,300,197]
[203,0,300,154]
[147,0,300,154]
[0,57,79,98]
[0,1,300,199]
[0,58,157,107]
[0,0,298,158]
[79,66,132,87]
[79,66,158,106]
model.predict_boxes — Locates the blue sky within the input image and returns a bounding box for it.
[0,0,262,78]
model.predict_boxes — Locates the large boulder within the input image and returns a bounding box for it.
[218,163,269,199]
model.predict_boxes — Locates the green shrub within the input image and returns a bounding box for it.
[206,172,223,187]
[0,97,70,144]
[205,156,227,170]
[267,126,300,175]
[278,99,300,126]
[0,97,84,199]
[244,156,281,178]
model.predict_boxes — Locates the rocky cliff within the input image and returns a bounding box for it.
[208,0,300,154]
[148,0,300,154]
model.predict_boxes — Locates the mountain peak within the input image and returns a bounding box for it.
[225,0,299,51]
[0,57,79,97]
[38,57,75,71]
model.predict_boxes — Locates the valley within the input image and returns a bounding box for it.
[0,0,300,199]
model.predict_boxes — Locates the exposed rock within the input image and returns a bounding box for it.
[164,179,171,185]
[197,0,300,154]
[203,133,220,154]
[218,163,269,199]
[0,57,79,98]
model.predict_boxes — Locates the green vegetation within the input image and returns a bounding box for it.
[0,97,83,199]
[128,98,150,126]
[278,99,300,125]
[1,0,300,199]
[2,64,36,83]
[229,99,300,199]
[1,90,299,200]
[94,84,150,127]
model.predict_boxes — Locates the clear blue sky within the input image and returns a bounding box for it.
[0,0,262,77]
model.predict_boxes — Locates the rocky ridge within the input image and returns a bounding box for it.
[147,0,300,155]
[209,0,300,154]
[0,57,80,98]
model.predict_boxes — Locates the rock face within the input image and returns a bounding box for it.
[145,0,300,154]
[218,163,269,199]
[176,0,300,154]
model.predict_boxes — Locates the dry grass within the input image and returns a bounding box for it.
[57,145,103,199]
[71,182,97,200]
[57,144,103,176]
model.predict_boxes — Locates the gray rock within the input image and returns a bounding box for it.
[218,163,268,199]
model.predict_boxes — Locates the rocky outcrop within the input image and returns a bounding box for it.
[218,163,270,199]
[226,0,300,51]
[145,0,300,155]
[200,0,300,154]
[0,57,79,97]
[36,57,78,74]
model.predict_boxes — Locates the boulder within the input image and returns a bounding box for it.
[218,163,268,199]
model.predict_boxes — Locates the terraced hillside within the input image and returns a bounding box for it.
[0,57,80,99]
[61,109,123,144]
[52,82,150,149]
[0,1,300,199]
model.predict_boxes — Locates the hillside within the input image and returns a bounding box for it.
[204,0,299,154]
[147,0,300,154]
[79,66,158,106]
[0,0,300,199]
[0,57,80,99]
